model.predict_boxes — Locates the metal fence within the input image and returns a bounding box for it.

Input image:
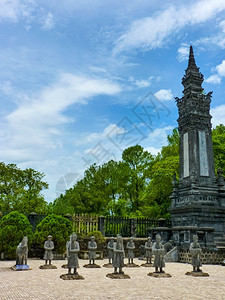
[0,212,171,237]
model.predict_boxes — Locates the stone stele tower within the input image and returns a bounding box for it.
[170,46,225,237]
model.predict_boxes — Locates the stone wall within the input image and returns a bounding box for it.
[179,248,225,264]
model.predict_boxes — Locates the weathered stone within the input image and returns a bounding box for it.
[147,272,172,278]
[170,45,225,240]
[106,273,130,279]
[60,274,84,280]
[83,263,101,268]
[185,271,209,277]
[39,264,57,269]
[140,263,154,267]
[124,263,140,268]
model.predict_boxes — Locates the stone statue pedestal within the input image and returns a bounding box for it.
[83,263,101,268]
[124,263,140,268]
[60,274,84,280]
[103,263,113,268]
[140,263,153,267]
[39,264,57,269]
[106,273,130,279]
[185,271,209,277]
[148,272,172,278]
[12,265,31,271]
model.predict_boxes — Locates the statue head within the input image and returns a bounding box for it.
[22,236,28,244]
[110,237,114,241]
[130,236,134,241]
[48,235,52,241]
[156,234,161,243]
[193,235,198,244]
[117,234,123,243]
[71,232,77,242]
[91,236,95,240]
[148,236,151,241]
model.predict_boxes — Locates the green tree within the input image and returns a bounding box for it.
[122,145,154,212]
[0,163,48,214]
[33,214,72,254]
[0,211,33,259]
[212,124,225,174]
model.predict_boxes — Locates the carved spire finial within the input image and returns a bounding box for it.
[188,45,197,69]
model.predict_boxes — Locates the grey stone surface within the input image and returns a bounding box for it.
[107,237,114,264]
[43,235,54,265]
[190,235,202,272]
[67,233,80,275]
[16,236,28,266]
[88,236,97,265]
[152,234,165,273]
[113,234,125,274]
[170,45,225,238]
[126,237,135,264]
[144,237,152,264]
[164,246,178,262]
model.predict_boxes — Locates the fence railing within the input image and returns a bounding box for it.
[0,212,171,237]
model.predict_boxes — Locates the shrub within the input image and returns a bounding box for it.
[33,214,72,254]
[0,211,33,259]
[85,231,106,245]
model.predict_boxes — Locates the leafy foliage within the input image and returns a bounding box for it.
[0,163,48,214]
[33,214,72,253]
[85,231,106,245]
[0,211,33,259]
[212,124,225,174]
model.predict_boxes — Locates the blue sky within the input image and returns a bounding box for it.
[1,0,225,202]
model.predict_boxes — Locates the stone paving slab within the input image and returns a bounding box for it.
[0,259,225,299]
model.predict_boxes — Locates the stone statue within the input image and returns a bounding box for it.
[126,237,135,264]
[190,235,202,272]
[88,236,97,265]
[67,233,80,275]
[113,234,125,274]
[152,234,165,273]
[145,237,152,264]
[16,236,28,265]
[44,235,54,265]
[107,237,114,264]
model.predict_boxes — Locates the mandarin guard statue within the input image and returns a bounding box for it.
[145,237,152,264]
[44,235,54,265]
[113,234,125,274]
[67,233,80,275]
[88,236,97,265]
[152,234,165,273]
[190,235,202,272]
[107,237,114,264]
[126,237,135,264]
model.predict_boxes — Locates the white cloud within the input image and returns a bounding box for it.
[135,79,151,88]
[205,74,221,84]
[143,126,174,151]
[0,81,13,95]
[75,124,126,145]
[114,0,225,54]
[144,146,161,155]
[41,12,54,30]
[177,43,189,62]
[1,73,121,162]
[0,0,35,23]
[211,104,225,127]
[128,76,156,88]
[154,89,173,101]
[205,60,225,84]
[216,60,225,76]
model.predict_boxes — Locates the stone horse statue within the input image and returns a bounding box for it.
[16,236,28,265]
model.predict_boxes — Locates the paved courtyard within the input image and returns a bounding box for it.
[0,259,225,300]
